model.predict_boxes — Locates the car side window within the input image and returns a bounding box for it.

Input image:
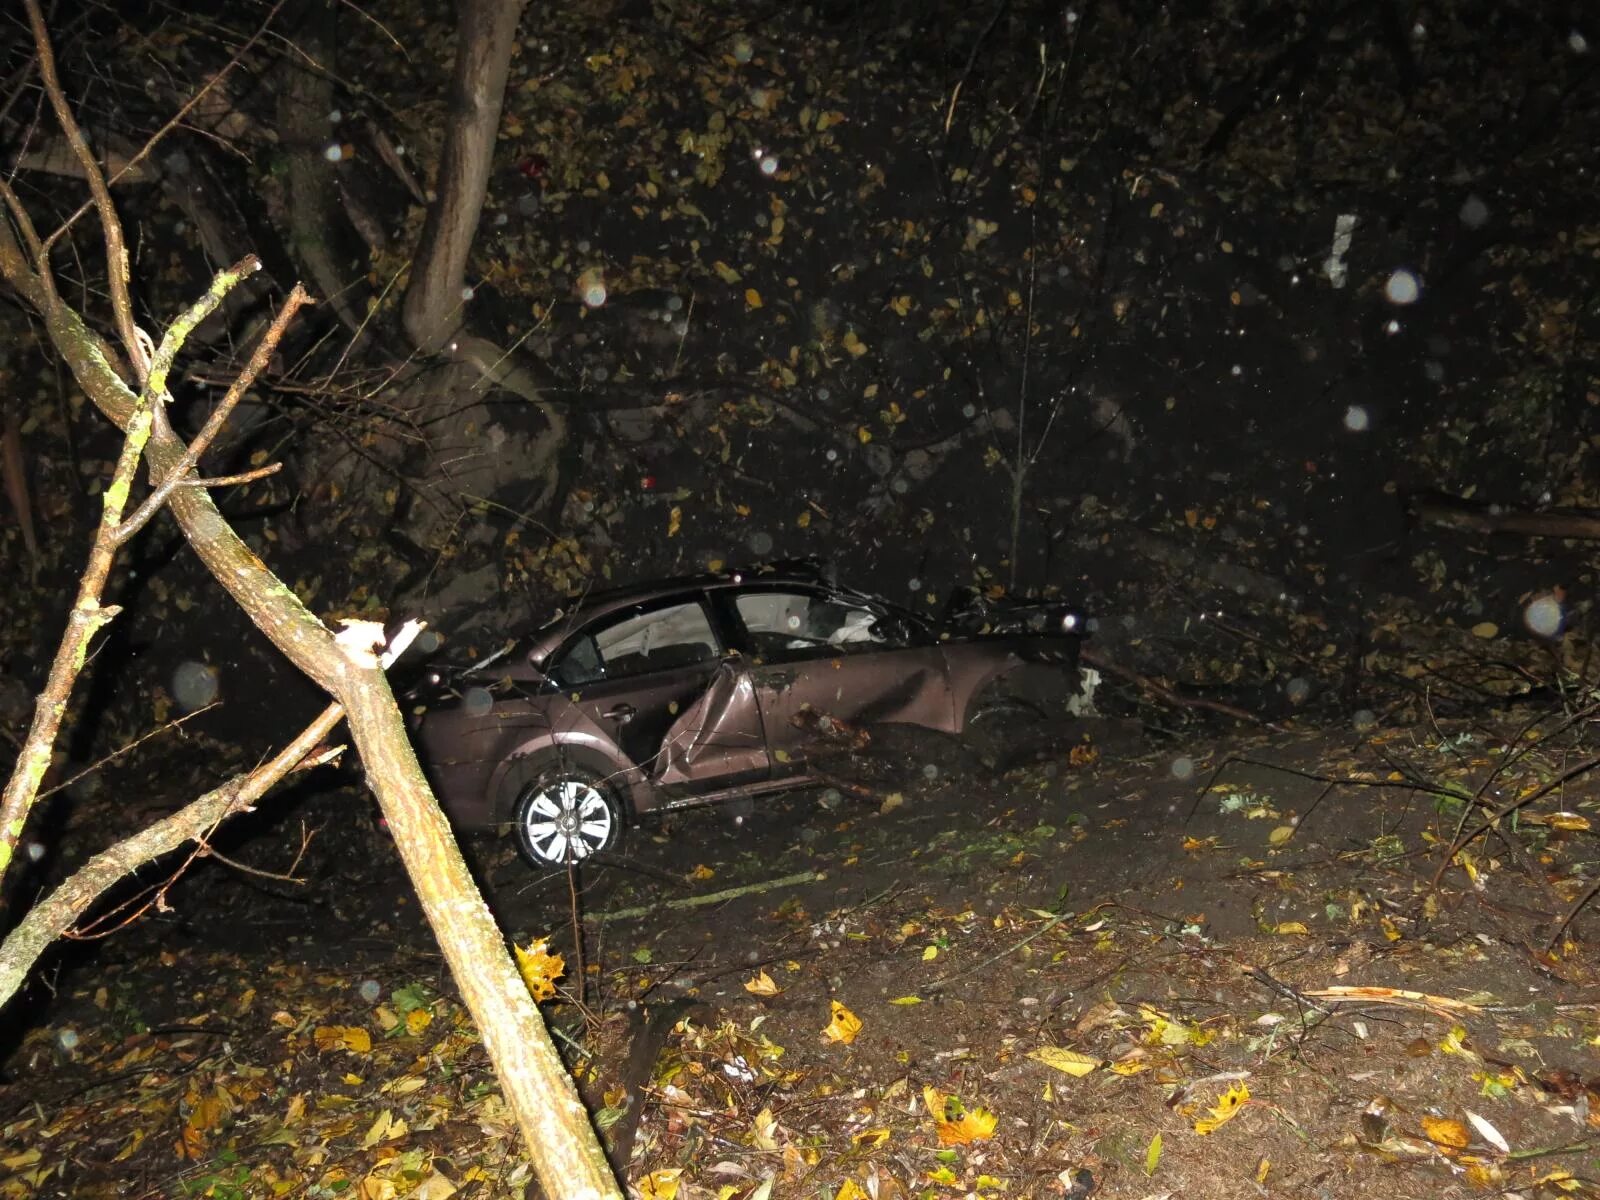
[548,600,719,685]
[734,590,901,659]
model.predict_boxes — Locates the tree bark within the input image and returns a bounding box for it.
[403,0,528,353]
[0,139,621,1200]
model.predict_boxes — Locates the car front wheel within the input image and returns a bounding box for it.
[511,764,622,868]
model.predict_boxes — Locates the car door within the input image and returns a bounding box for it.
[725,586,956,773]
[545,596,766,793]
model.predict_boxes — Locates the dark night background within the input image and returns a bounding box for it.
[2,1,1599,1196]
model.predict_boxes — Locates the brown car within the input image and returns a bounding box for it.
[409,563,1084,868]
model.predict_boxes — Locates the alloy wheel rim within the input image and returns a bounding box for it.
[522,779,612,864]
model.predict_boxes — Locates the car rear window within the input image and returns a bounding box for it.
[549,600,719,685]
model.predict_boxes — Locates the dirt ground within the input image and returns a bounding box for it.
[5,706,1599,1200]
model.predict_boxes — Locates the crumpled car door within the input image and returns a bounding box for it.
[653,658,771,792]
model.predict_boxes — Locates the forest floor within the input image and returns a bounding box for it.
[3,1,1599,1197]
[4,708,1599,1200]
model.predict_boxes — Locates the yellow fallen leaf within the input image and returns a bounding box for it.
[1545,812,1591,831]
[923,1084,997,1145]
[922,945,937,961]
[713,261,741,284]
[515,938,565,1002]
[1471,621,1499,639]
[835,1181,868,1200]
[1194,1081,1250,1133]
[851,1127,891,1148]
[1273,921,1309,935]
[889,995,923,1005]
[744,970,780,996]
[405,1008,432,1036]
[1145,1130,1163,1174]
[889,294,911,316]
[745,288,764,308]
[639,1168,682,1200]
[1421,1114,1471,1150]
[360,1109,408,1149]
[314,1025,372,1054]
[751,1106,780,1151]
[1027,1046,1100,1077]
[689,863,715,881]
[822,1000,862,1044]
[1268,824,1296,845]
[667,505,682,537]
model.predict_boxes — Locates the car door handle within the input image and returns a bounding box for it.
[602,703,636,724]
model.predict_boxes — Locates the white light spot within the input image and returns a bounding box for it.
[1385,319,1401,334]
[923,763,940,780]
[322,143,343,163]
[328,109,343,123]
[1524,594,1564,638]
[1170,756,1194,780]
[460,286,474,302]
[1230,364,1243,377]
[908,577,921,590]
[1384,269,1420,305]
[57,1028,79,1052]
[1344,404,1370,432]
[581,281,607,308]
[825,448,838,461]
[732,35,754,63]
[1459,195,1490,228]
[359,980,382,1003]
[576,240,591,254]
[492,212,508,226]
[1352,709,1377,733]
[1285,677,1312,704]
[26,842,45,862]
[172,660,220,713]
[759,155,779,176]
[1064,9,1078,24]
[1570,30,1589,54]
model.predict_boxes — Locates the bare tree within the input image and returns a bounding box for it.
[0,4,621,1197]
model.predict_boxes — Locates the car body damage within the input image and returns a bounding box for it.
[406,562,1085,864]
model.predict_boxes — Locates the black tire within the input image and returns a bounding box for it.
[510,762,623,868]
[962,694,1048,766]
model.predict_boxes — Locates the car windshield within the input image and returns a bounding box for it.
[547,599,719,686]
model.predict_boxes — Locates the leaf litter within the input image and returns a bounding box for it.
[7,710,1600,1199]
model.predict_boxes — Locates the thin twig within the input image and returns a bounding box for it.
[25,0,148,381]
[927,908,1071,993]
[118,280,308,539]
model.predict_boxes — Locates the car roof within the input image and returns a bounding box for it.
[523,559,857,664]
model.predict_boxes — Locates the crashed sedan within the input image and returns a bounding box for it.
[408,564,1085,868]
